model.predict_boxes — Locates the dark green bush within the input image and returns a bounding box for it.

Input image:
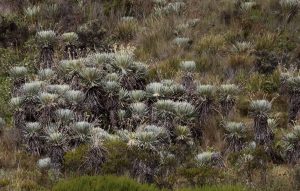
[178,167,223,187]
[177,185,248,191]
[0,76,11,121]
[52,175,160,191]
[0,178,10,188]
[52,175,248,191]
[63,145,89,172]
[0,15,29,47]
[237,96,250,117]
[0,48,22,75]
[101,140,131,175]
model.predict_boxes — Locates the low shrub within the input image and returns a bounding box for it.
[63,145,89,172]
[101,140,131,175]
[237,96,250,117]
[52,175,160,191]
[52,175,248,191]
[177,185,248,191]
[246,71,280,93]
[0,178,10,188]
[0,76,11,121]
[178,167,224,187]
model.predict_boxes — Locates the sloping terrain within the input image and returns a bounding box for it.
[0,0,300,190]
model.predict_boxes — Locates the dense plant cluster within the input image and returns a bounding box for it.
[2,0,300,190]
[7,29,300,189]
[52,175,247,191]
[10,31,235,182]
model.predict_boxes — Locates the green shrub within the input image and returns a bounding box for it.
[52,175,160,191]
[0,15,29,47]
[0,76,11,121]
[0,178,10,188]
[178,167,223,187]
[245,71,280,93]
[0,48,21,75]
[177,185,248,191]
[237,96,250,117]
[52,176,248,191]
[63,145,89,172]
[101,140,131,175]
[261,71,280,93]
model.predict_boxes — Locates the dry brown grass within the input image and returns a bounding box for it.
[0,129,49,190]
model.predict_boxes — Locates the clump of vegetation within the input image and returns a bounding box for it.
[52,175,160,191]
[224,121,247,152]
[282,125,300,163]
[53,175,247,191]
[249,100,273,147]
[116,17,138,41]
[36,30,56,69]
[1,0,300,190]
